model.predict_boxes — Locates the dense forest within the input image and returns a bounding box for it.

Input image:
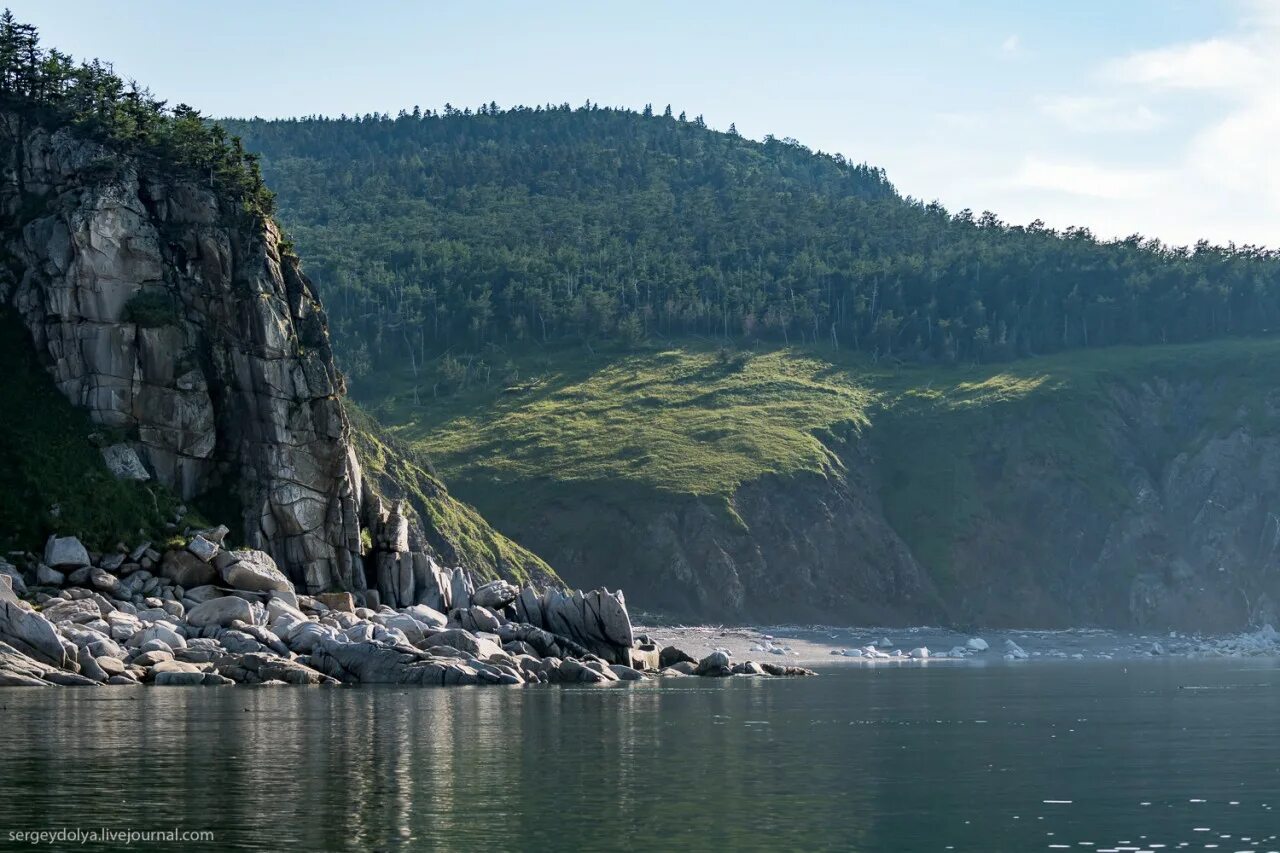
[0,11,273,214]
[224,106,1280,380]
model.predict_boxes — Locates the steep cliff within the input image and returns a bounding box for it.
[0,112,555,595]
[368,341,1280,631]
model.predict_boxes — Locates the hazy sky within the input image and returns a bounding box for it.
[11,1,1280,247]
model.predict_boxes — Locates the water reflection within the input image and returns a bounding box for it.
[0,660,1278,851]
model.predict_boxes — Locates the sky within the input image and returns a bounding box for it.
[10,0,1280,247]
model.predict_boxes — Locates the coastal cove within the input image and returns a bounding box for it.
[2,659,1278,852]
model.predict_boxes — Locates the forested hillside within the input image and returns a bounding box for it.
[227,106,1280,383]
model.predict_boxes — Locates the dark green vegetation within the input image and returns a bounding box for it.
[228,106,1280,382]
[0,11,273,214]
[346,406,556,586]
[0,308,189,552]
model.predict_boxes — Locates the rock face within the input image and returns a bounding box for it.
[1,113,364,594]
[470,377,1280,630]
[488,440,941,626]
[1,113,561,602]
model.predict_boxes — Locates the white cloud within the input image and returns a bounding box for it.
[1012,0,1280,245]
[1036,95,1164,133]
[1001,34,1020,54]
[1106,37,1265,93]
[1010,157,1167,201]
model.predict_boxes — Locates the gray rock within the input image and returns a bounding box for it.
[421,628,503,659]
[609,664,646,681]
[194,525,230,545]
[451,605,503,634]
[78,654,109,682]
[98,553,125,572]
[515,586,543,626]
[316,592,355,613]
[659,646,697,668]
[186,535,219,562]
[132,649,174,667]
[448,569,474,611]
[41,670,99,687]
[378,614,430,645]
[185,596,253,629]
[96,656,126,677]
[35,565,65,587]
[101,444,150,481]
[64,566,92,587]
[106,674,140,686]
[220,550,294,594]
[403,604,447,629]
[0,561,27,596]
[40,598,101,625]
[153,670,207,686]
[695,650,733,677]
[220,652,336,686]
[310,639,454,685]
[556,658,611,684]
[89,568,121,597]
[160,549,217,588]
[44,536,90,569]
[217,630,266,654]
[664,661,698,675]
[472,579,519,610]
[183,585,223,604]
[0,639,56,686]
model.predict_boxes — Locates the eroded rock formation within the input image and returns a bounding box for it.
[1,113,367,593]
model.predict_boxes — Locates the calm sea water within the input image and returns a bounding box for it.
[1,660,1278,852]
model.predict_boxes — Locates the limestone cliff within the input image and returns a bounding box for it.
[0,113,553,597]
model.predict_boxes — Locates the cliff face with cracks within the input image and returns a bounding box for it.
[0,113,553,597]
[490,372,1280,632]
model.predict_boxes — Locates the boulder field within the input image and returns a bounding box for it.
[0,534,812,688]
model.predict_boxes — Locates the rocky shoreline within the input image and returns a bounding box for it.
[0,532,814,688]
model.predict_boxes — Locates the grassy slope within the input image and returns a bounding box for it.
[358,336,1280,594]
[346,405,559,586]
[0,308,191,553]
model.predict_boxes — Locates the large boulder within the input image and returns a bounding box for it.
[218,652,336,685]
[0,639,54,686]
[153,671,210,686]
[185,596,254,629]
[0,578,72,668]
[422,628,503,659]
[450,605,503,634]
[220,550,294,594]
[89,568,122,597]
[403,604,447,629]
[160,549,217,587]
[35,565,65,587]
[40,598,101,625]
[660,646,697,668]
[316,592,355,613]
[101,444,150,481]
[43,536,90,569]
[186,535,219,562]
[695,650,732,677]
[310,639,455,685]
[0,561,27,597]
[472,579,518,610]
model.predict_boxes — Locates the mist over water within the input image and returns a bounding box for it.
[1,660,1278,851]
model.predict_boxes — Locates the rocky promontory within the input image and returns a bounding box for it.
[0,532,812,688]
